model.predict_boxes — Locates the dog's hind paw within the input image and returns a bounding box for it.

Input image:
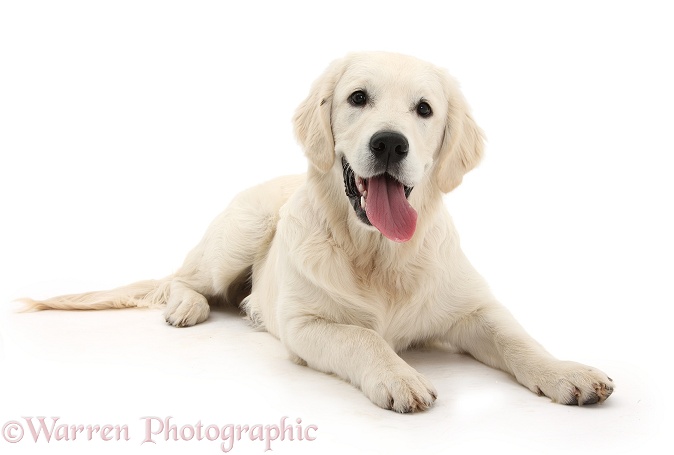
[164,289,210,327]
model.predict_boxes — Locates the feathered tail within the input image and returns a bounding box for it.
[19,278,172,311]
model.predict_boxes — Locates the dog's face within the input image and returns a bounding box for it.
[294,52,484,242]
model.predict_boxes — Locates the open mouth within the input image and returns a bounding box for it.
[342,157,417,242]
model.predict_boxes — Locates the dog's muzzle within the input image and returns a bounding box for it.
[342,156,415,242]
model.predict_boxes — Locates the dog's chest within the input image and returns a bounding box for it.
[353,260,420,302]
[348,255,446,344]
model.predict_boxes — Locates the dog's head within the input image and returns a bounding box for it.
[294,52,484,242]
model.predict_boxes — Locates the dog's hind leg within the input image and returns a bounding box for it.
[164,175,305,327]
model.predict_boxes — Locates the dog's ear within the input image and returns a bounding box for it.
[435,72,485,193]
[293,58,346,173]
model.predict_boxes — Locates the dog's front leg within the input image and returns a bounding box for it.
[281,315,437,412]
[446,303,614,405]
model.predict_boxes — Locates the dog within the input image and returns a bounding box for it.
[23,52,614,412]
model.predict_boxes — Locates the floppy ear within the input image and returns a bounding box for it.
[293,58,346,173]
[435,73,485,193]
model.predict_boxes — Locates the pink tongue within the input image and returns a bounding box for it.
[365,175,417,242]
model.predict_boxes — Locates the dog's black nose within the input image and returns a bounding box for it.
[369,131,409,164]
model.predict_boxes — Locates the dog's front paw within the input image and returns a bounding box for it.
[164,292,210,327]
[362,365,437,413]
[532,360,614,405]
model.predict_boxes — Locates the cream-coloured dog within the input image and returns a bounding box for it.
[25,52,613,412]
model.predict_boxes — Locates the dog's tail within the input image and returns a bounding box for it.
[19,278,172,311]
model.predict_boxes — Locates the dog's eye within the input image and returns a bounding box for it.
[349,90,368,107]
[416,101,432,118]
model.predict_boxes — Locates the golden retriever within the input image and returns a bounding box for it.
[24,52,614,412]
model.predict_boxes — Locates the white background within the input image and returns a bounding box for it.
[1,1,672,454]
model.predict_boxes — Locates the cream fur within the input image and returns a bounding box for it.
[23,52,613,412]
